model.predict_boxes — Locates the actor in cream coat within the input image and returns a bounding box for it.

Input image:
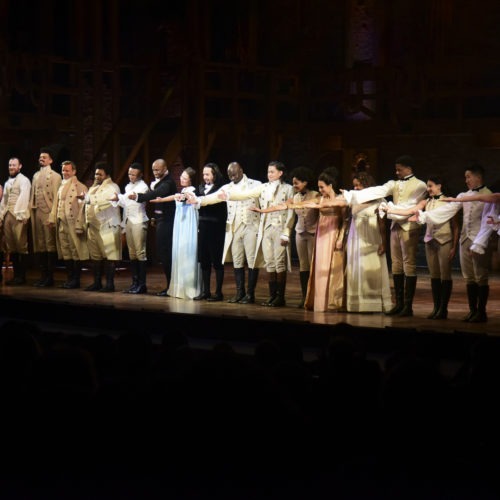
[417,164,492,322]
[111,162,149,294]
[0,157,31,284]
[83,162,121,292]
[221,161,295,307]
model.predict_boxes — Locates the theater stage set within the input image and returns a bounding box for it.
[0,260,498,366]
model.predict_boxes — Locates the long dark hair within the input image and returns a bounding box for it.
[202,162,225,190]
[426,174,449,197]
[318,167,339,191]
[290,166,317,191]
[183,167,196,185]
[353,171,376,188]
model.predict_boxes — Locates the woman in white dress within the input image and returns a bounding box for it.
[150,167,201,299]
[345,172,392,313]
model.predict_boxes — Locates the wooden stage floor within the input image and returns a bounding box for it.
[1,262,499,358]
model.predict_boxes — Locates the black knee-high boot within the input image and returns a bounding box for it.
[100,260,116,292]
[269,271,287,307]
[60,260,74,288]
[427,278,442,319]
[65,260,82,289]
[397,275,417,317]
[228,268,246,303]
[298,271,310,308]
[17,253,27,284]
[469,285,488,323]
[33,252,48,286]
[385,273,405,315]
[262,272,277,306]
[124,260,139,293]
[129,261,147,294]
[84,260,103,291]
[8,253,27,285]
[41,251,57,287]
[240,268,259,304]
[463,283,478,321]
[434,280,452,320]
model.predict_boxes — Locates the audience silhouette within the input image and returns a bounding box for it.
[0,318,498,498]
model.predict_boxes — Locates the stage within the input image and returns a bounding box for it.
[0,262,498,364]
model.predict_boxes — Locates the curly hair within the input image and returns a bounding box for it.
[353,171,376,188]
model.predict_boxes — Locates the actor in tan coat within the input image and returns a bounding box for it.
[48,161,89,288]
[30,146,62,286]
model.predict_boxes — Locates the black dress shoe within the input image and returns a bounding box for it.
[129,284,147,295]
[37,278,54,287]
[63,280,80,289]
[239,294,255,304]
[227,292,245,303]
[207,293,223,302]
[5,277,26,286]
[84,283,103,292]
[156,289,170,297]
[193,292,210,301]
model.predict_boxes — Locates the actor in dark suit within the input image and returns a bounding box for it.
[193,162,227,301]
[130,158,177,296]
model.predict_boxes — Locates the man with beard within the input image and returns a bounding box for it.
[0,157,32,285]
[189,161,262,304]
[192,162,227,301]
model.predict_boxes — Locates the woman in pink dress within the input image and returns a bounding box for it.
[303,168,348,312]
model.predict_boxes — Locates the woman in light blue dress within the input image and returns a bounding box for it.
[150,167,201,299]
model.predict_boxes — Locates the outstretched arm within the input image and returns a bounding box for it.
[386,198,427,216]
[149,194,178,203]
[250,196,321,212]
[443,193,500,204]
[250,200,289,213]
[315,196,348,208]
